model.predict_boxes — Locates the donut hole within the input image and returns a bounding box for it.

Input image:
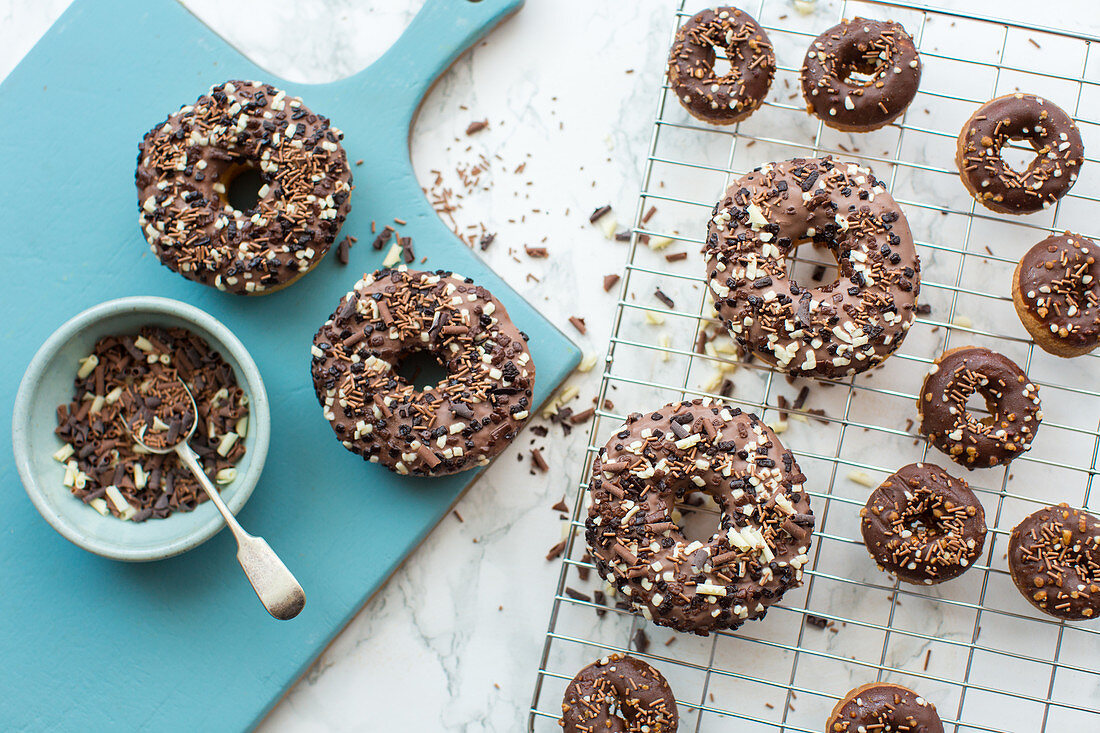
[786,238,841,288]
[901,503,948,539]
[393,349,450,391]
[225,165,267,213]
[964,390,999,426]
[999,137,1043,176]
[710,49,734,80]
[836,45,889,86]
[674,491,722,545]
[604,697,647,728]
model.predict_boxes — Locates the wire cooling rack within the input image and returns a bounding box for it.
[529,1,1100,731]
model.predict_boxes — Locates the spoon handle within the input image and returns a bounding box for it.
[175,442,306,620]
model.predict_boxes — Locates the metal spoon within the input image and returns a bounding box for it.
[126,378,305,620]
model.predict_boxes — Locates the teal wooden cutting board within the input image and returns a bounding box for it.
[0,0,579,730]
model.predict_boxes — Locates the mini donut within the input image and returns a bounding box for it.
[860,463,987,585]
[136,80,353,295]
[705,156,920,378]
[956,93,1084,215]
[1008,503,1100,621]
[917,346,1041,469]
[801,17,921,132]
[560,654,678,733]
[667,7,776,125]
[586,398,813,636]
[827,682,944,733]
[310,267,535,476]
[1012,232,1100,357]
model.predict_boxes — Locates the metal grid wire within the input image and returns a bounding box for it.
[530,1,1100,731]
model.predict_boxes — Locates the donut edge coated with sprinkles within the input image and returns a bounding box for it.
[136,80,353,295]
[310,266,535,477]
[706,156,921,379]
[586,398,813,636]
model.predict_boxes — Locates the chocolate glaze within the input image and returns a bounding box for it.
[1008,503,1100,621]
[827,682,943,733]
[918,346,1041,469]
[1014,232,1100,356]
[560,654,678,733]
[801,17,921,132]
[310,267,535,477]
[586,399,813,635]
[136,81,353,295]
[956,93,1084,214]
[860,463,987,585]
[668,7,775,125]
[706,156,920,378]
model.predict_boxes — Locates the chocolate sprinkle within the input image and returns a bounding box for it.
[589,205,612,224]
[53,327,248,521]
[465,119,489,135]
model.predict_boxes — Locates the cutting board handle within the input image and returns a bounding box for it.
[335,0,524,127]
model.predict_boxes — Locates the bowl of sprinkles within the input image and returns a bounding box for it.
[12,297,270,561]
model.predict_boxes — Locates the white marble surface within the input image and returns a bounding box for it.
[5,1,1100,731]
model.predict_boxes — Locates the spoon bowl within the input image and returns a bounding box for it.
[13,297,270,561]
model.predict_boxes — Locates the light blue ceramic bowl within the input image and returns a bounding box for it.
[12,297,270,561]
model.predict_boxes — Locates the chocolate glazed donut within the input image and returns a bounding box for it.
[137,81,353,295]
[801,17,921,132]
[586,398,813,636]
[705,156,920,378]
[956,93,1084,214]
[860,463,987,585]
[668,7,776,125]
[917,346,1041,469]
[310,267,535,476]
[560,654,678,733]
[1012,232,1100,357]
[827,682,944,733]
[1009,503,1100,621]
